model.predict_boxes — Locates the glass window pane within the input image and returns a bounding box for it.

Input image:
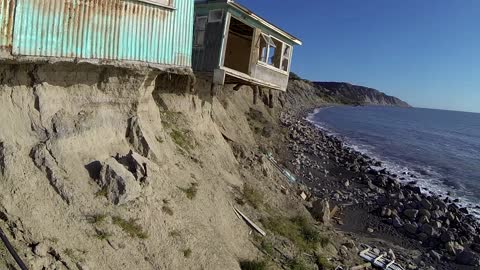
[269,38,282,68]
[259,34,268,62]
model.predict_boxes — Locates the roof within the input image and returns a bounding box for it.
[196,0,302,45]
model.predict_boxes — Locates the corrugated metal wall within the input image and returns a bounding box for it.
[10,0,193,66]
[0,0,14,51]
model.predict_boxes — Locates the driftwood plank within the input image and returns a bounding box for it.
[233,207,267,236]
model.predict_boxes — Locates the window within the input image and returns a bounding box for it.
[258,33,288,71]
[258,34,276,62]
[194,16,207,47]
[259,34,269,62]
[281,44,291,71]
[139,0,174,8]
[208,10,223,23]
[270,38,282,68]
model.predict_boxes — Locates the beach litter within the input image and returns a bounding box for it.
[265,152,297,183]
[232,205,267,237]
[359,244,405,270]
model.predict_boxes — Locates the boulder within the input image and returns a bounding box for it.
[456,250,480,266]
[421,224,436,237]
[393,217,404,228]
[446,241,464,256]
[312,199,330,224]
[429,250,442,261]
[404,209,418,221]
[418,215,430,224]
[418,208,431,219]
[441,231,455,243]
[100,158,142,205]
[404,223,418,234]
[421,199,433,210]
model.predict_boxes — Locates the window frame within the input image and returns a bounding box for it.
[208,9,224,23]
[193,16,208,48]
[281,44,292,72]
[257,33,290,75]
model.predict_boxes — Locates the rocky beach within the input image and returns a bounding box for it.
[278,108,480,270]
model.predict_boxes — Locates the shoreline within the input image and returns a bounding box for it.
[304,106,480,220]
[279,107,480,269]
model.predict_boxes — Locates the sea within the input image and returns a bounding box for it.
[307,106,480,218]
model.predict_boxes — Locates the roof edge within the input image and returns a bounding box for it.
[227,0,302,45]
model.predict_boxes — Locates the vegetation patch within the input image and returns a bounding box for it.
[94,229,112,241]
[243,184,264,209]
[260,239,274,256]
[178,183,198,200]
[289,257,312,270]
[112,216,148,239]
[95,186,108,198]
[263,216,322,251]
[239,260,268,270]
[316,255,334,270]
[170,129,195,151]
[86,214,107,225]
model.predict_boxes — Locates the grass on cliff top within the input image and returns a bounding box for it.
[263,215,325,252]
[112,216,148,239]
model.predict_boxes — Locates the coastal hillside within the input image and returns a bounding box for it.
[0,63,477,270]
[315,81,411,107]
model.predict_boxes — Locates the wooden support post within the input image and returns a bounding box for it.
[268,88,274,108]
[253,85,259,105]
[233,84,244,91]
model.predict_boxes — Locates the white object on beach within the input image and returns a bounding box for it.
[359,245,405,270]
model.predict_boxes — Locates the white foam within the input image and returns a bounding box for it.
[305,108,480,219]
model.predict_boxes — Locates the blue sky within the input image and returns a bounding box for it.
[236,0,480,113]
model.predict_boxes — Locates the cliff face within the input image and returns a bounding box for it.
[314,82,411,107]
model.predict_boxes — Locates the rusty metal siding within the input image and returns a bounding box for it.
[0,0,14,52]
[11,0,193,66]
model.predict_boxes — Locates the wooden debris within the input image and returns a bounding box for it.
[233,207,267,236]
[330,205,340,218]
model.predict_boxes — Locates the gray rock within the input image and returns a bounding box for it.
[441,231,455,243]
[418,215,430,224]
[404,209,418,220]
[446,241,464,255]
[421,198,433,210]
[418,208,431,219]
[417,233,428,242]
[381,207,392,217]
[393,217,404,228]
[100,158,142,205]
[33,243,50,257]
[404,223,418,234]
[429,250,442,261]
[126,116,152,158]
[312,199,330,224]
[421,224,436,237]
[456,250,480,266]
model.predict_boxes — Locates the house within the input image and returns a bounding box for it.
[0,0,194,68]
[192,0,302,92]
